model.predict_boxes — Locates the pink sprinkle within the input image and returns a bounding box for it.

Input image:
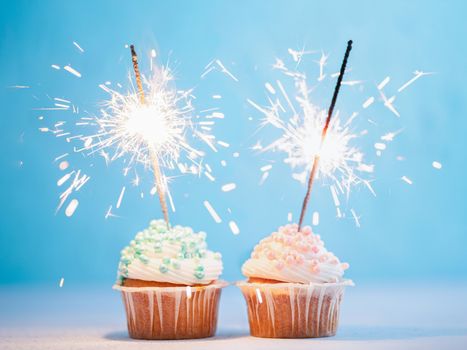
[341,262,350,270]
[286,255,295,265]
[266,251,276,260]
[301,226,312,235]
[311,259,319,266]
[311,246,320,254]
[295,255,304,265]
[319,255,328,262]
[275,261,285,270]
[284,237,293,245]
[331,259,339,265]
[297,243,308,252]
[311,265,320,274]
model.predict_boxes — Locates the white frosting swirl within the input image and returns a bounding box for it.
[117,220,223,285]
[242,224,348,284]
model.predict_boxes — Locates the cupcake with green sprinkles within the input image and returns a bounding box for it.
[113,219,226,340]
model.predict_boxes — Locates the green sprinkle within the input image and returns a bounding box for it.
[121,257,131,265]
[194,271,205,280]
[172,261,181,269]
[195,265,204,272]
[159,264,169,273]
[184,252,192,259]
[177,253,185,260]
[139,254,149,264]
[189,241,197,249]
[162,257,171,265]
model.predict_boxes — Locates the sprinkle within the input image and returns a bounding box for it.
[212,94,222,99]
[401,176,413,185]
[159,264,169,273]
[63,65,82,78]
[186,286,192,299]
[59,278,64,288]
[221,183,236,192]
[229,221,240,235]
[150,49,157,58]
[220,160,227,167]
[341,262,350,270]
[255,288,263,303]
[194,271,205,279]
[275,261,285,270]
[203,200,222,223]
[65,199,79,217]
[432,161,442,169]
[287,212,292,222]
[362,97,374,109]
[51,64,60,70]
[233,152,240,158]
[312,211,320,226]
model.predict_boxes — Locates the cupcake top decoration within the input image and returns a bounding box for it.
[242,224,348,284]
[118,219,223,285]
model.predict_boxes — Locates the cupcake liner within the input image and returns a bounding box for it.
[237,280,353,338]
[113,280,228,340]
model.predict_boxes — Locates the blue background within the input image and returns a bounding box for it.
[0,0,466,286]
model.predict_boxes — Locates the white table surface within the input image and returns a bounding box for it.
[1,281,467,349]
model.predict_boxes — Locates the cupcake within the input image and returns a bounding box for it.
[238,223,353,338]
[113,219,226,340]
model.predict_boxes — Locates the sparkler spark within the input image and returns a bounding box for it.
[38,45,226,219]
[252,42,368,216]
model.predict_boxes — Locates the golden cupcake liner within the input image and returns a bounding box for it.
[237,280,353,338]
[113,281,227,340]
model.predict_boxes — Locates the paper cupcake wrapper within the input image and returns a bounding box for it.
[237,279,353,338]
[113,280,228,340]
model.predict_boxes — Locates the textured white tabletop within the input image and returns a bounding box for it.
[1,282,466,349]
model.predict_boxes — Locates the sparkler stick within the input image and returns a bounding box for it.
[130,45,170,228]
[297,40,353,231]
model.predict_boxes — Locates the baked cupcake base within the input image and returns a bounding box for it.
[237,279,353,338]
[113,280,227,340]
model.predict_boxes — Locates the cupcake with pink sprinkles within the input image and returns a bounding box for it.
[238,223,353,338]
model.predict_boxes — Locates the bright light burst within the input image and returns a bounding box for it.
[249,56,372,202]
[261,91,365,190]
[91,67,202,171]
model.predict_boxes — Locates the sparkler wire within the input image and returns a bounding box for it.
[297,40,353,230]
[130,45,170,228]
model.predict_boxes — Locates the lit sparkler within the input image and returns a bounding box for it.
[250,41,369,228]
[251,41,432,228]
[85,45,201,227]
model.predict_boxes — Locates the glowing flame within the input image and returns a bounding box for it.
[90,66,201,170]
